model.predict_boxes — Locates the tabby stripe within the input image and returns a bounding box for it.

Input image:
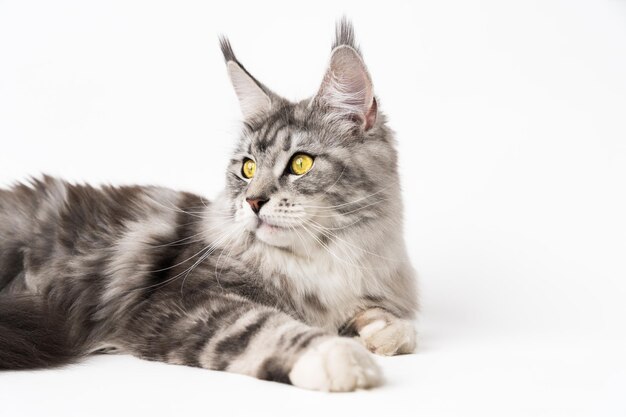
[256,123,278,152]
[213,311,272,370]
[183,300,247,366]
[281,132,292,151]
[255,116,278,148]
[287,330,309,349]
[338,319,358,337]
[182,321,219,367]
[264,119,287,146]
[293,331,324,351]
[257,357,290,383]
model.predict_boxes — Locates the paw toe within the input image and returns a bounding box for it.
[289,337,382,392]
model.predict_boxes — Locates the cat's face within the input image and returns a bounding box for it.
[219,30,398,252]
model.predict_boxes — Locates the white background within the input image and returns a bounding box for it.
[1,0,625,416]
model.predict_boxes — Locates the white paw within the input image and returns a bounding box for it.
[359,319,416,356]
[289,337,383,392]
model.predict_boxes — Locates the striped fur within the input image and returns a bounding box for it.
[0,20,416,391]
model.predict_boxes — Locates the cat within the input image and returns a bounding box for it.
[0,19,417,392]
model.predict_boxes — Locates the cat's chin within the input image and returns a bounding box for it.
[254,221,304,249]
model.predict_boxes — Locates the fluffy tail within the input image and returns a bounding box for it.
[0,295,78,369]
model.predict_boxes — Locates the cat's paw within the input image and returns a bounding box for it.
[288,337,382,392]
[359,318,416,356]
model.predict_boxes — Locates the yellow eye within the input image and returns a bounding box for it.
[290,154,314,176]
[242,158,256,179]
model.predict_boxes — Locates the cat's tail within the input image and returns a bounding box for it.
[0,295,79,369]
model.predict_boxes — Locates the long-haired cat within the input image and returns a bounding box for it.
[0,19,417,392]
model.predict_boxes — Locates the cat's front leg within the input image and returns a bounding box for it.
[344,307,417,356]
[120,296,382,391]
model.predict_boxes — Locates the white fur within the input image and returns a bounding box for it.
[204,191,415,331]
[227,62,271,120]
[359,318,417,356]
[358,319,387,339]
[289,337,382,392]
[248,224,412,329]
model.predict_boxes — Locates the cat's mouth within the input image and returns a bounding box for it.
[257,219,290,232]
[254,216,311,248]
[257,219,287,231]
[253,219,294,248]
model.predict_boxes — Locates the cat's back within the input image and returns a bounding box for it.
[0,176,207,295]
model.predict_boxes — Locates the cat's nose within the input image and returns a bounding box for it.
[246,197,269,214]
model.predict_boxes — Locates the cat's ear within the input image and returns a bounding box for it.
[219,37,272,120]
[313,19,377,131]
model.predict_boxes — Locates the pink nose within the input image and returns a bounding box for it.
[246,197,269,214]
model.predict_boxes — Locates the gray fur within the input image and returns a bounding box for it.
[332,16,361,53]
[0,19,417,385]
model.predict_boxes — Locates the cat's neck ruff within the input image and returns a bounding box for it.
[202,194,410,328]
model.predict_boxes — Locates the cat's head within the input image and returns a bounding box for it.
[220,20,401,253]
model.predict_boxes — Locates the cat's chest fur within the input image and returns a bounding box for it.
[243,242,373,331]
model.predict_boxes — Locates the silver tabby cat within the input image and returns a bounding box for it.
[0,20,417,392]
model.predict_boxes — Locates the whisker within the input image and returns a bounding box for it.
[318,166,346,197]
[308,198,388,218]
[213,225,244,290]
[289,224,312,261]
[179,225,243,296]
[127,224,239,295]
[298,223,369,271]
[301,183,396,211]
[143,194,208,219]
[304,218,401,263]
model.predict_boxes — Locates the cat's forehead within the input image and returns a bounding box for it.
[239,112,326,160]
[246,119,298,155]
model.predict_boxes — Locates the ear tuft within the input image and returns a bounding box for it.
[219,36,237,63]
[332,17,361,55]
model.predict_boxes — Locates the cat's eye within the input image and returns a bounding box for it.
[289,154,314,176]
[242,158,256,179]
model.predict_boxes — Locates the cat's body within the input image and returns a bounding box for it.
[0,21,417,391]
